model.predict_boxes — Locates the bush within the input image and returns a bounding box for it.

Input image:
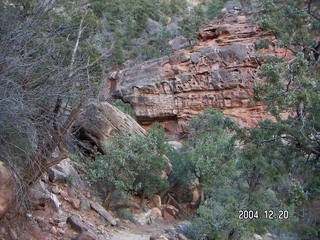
[254,38,270,49]
[180,0,225,40]
[85,123,170,198]
[88,0,226,68]
[111,99,135,117]
[114,208,134,221]
[170,109,296,239]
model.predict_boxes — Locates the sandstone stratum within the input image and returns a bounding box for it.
[102,9,286,137]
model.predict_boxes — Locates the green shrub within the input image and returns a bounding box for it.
[254,38,270,49]
[85,123,170,198]
[171,109,296,239]
[111,99,135,117]
[115,208,134,221]
[180,0,225,40]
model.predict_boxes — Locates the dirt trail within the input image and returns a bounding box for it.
[110,220,176,240]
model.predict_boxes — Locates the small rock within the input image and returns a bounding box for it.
[90,201,117,226]
[60,190,68,199]
[150,234,168,240]
[57,222,66,228]
[60,190,81,209]
[167,141,183,150]
[165,227,176,235]
[151,194,161,208]
[133,210,153,225]
[169,36,189,51]
[57,228,65,236]
[177,233,189,240]
[48,159,83,187]
[67,216,88,233]
[76,231,99,240]
[251,234,263,240]
[51,186,61,195]
[50,226,58,235]
[45,193,61,212]
[30,181,61,212]
[150,207,163,220]
[191,188,201,205]
[237,16,247,24]
[79,198,90,210]
[190,52,201,64]
[36,217,48,229]
[70,197,81,209]
[48,168,67,183]
[162,205,179,218]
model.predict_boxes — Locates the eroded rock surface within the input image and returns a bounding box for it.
[102,10,284,136]
[74,100,146,152]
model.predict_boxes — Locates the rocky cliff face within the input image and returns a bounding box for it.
[101,9,285,137]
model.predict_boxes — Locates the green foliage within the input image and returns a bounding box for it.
[257,0,312,48]
[88,0,186,66]
[243,0,320,238]
[180,0,225,40]
[109,39,125,67]
[299,222,320,240]
[287,181,308,208]
[114,208,134,221]
[171,109,299,239]
[85,123,170,197]
[90,0,160,33]
[254,38,270,49]
[111,99,135,117]
[87,0,226,67]
[0,0,105,186]
[186,109,237,188]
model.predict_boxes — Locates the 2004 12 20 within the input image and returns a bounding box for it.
[238,210,289,220]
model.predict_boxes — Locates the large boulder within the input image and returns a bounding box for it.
[0,161,14,218]
[48,158,83,188]
[73,100,146,153]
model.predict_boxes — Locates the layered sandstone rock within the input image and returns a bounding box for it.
[73,100,146,153]
[102,9,284,136]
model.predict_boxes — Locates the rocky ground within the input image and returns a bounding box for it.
[0,156,191,240]
[110,221,178,240]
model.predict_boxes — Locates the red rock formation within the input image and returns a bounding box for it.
[102,10,288,137]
